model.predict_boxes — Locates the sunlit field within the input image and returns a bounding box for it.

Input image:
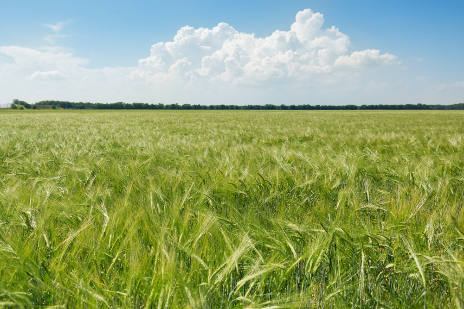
[1,110,463,308]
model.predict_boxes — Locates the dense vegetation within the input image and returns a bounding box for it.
[15,100,464,110]
[0,110,463,308]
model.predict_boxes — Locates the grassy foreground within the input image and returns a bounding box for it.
[0,110,463,308]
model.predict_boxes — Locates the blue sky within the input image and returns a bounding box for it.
[1,0,463,105]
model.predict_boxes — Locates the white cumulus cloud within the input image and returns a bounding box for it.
[132,9,397,86]
[334,49,398,68]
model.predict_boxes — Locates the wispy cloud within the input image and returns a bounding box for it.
[44,21,66,33]
[438,81,464,90]
[43,20,72,44]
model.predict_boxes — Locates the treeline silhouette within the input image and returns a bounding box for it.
[36,101,464,110]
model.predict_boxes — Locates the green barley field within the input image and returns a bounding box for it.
[1,110,464,308]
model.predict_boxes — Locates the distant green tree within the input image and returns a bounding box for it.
[11,104,17,109]
[13,99,31,108]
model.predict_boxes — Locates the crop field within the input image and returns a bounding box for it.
[1,110,464,308]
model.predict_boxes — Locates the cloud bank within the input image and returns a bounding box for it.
[3,9,456,105]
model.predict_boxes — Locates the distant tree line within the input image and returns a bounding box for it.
[13,100,464,110]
